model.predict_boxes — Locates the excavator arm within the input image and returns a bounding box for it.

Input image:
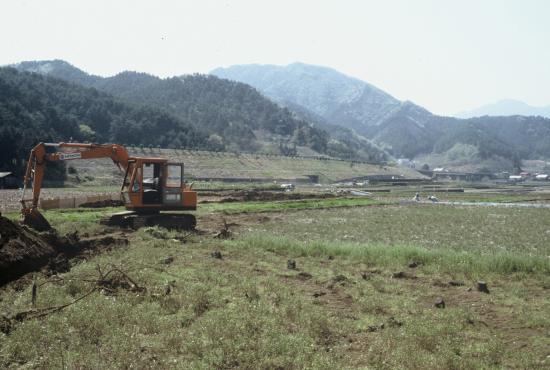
[20,142,130,230]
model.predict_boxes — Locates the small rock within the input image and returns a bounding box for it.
[434,297,446,308]
[161,256,174,265]
[211,250,223,259]
[391,271,416,279]
[287,259,297,270]
[476,281,490,294]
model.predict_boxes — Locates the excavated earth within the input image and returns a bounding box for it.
[0,216,128,286]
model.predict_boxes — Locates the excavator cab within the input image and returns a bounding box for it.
[120,158,196,212]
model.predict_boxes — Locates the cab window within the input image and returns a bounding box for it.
[166,165,182,187]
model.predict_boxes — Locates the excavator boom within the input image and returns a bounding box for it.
[21,142,130,213]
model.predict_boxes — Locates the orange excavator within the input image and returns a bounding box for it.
[21,142,197,231]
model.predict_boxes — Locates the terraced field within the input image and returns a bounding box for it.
[67,148,424,186]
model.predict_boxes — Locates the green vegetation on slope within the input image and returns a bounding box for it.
[12,60,390,162]
[0,67,207,177]
[10,60,331,156]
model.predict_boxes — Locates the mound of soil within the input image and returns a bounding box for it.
[0,217,56,285]
[0,216,127,286]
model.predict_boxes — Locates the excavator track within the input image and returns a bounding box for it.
[101,211,196,230]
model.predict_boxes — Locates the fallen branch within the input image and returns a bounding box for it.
[14,286,98,322]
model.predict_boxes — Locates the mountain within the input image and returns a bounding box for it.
[212,63,402,131]
[0,67,208,176]
[211,63,550,171]
[456,99,550,119]
[12,60,102,87]
[211,63,445,157]
[10,60,550,172]
[12,60,388,161]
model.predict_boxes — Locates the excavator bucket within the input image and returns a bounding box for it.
[21,208,52,232]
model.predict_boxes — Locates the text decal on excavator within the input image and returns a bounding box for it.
[59,153,82,160]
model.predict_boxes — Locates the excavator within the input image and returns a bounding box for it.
[20,142,197,231]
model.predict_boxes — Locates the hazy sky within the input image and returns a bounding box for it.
[1,0,549,115]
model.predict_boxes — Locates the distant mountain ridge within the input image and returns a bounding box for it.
[9,60,550,172]
[212,63,402,129]
[9,60,389,162]
[456,99,550,119]
[12,60,102,86]
[211,63,550,171]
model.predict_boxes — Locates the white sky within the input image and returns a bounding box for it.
[1,0,549,115]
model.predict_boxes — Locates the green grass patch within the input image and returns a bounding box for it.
[257,205,550,256]
[225,232,550,276]
[3,207,124,234]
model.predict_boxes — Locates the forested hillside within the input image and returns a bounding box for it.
[11,61,329,155]
[94,72,329,154]
[0,67,208,175]
[12,60,389,162]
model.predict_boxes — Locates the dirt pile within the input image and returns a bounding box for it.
[0,216,127,286]
[0,216,56,285]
